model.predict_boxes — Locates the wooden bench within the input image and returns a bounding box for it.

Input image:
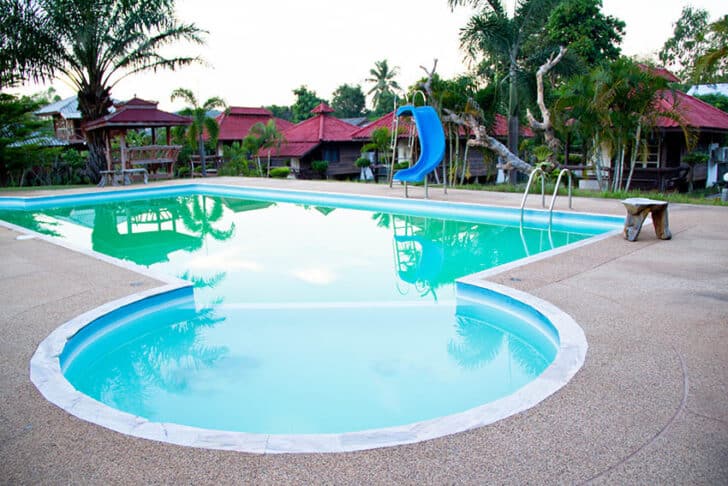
[621,198,672,242]
[127,145,181,180]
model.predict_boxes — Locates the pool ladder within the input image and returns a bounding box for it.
[520,168,573,226]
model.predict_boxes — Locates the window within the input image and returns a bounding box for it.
[322,147,339,163]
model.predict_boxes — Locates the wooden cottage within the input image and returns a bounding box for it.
[258,103,361,179]
[34,96,86,148]
[215,107,293,153]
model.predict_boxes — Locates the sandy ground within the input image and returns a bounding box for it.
[1,178,726,484]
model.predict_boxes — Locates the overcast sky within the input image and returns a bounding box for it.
[13,0,727,111]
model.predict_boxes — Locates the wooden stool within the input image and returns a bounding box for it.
[621,198,672,242]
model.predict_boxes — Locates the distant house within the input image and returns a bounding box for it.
[258,103,361,179]
[601,66,728,191]
[34,96,86,148]
[651,90,728,189]
[215,107,293,154]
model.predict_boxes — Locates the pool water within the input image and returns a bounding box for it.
[2,193,596,434]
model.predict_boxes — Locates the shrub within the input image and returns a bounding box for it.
[355,157,371,168]
[269,167,290,178]
[311,160,329,174]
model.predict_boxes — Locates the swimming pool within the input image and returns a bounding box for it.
[1,184,622,452]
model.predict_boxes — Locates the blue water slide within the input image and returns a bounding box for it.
[392,105,446,183]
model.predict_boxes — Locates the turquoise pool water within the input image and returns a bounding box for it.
[1,187,618,435]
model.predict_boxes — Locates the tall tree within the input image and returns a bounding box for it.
[291,86,326,123]
[248,119,284,176]
[659,7,713,82]
[693,15,728,83]
[545,0,624,65]
[170,88,226,177]
[1,0,204,181]
[449,0,562,182]
[366,59,402,115]
[331,84,367,118]
[0,0,58,88]
[0,93,47,185]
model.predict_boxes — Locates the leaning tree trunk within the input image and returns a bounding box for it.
[418,59,533,178]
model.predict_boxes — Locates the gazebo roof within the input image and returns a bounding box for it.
[84,97,191,131]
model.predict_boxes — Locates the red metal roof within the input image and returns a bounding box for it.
[282,110,358,143]
[352,111,533,139]
[311,102,335,114]
[492,114,534,138]
[637,64,681,83]
[216,107,293,141]
[654,90,728,130]
[352,112,413,139]
[84,98,191,131]
[257,107,357,158]
[258,142,320,158]
[228,107,273,116]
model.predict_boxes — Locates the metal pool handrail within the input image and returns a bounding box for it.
[548,168,573,226]
[520,168,546,224]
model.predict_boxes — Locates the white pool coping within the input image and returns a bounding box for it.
[2,184,608,453]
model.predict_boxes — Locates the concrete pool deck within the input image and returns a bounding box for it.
[1,178,726,484]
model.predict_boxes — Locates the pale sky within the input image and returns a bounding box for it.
[12,0,727,112]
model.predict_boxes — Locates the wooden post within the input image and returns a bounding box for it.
[120,131,128,171]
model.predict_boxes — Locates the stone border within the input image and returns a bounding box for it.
[2,185,605,453]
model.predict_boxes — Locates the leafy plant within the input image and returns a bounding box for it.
[355,157,371,168]
[269,167,290,178]
[311,160,329,176]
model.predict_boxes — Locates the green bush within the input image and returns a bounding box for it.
[355,157,371,168]
[269,167,290,178]
[311,160,329,174]
[393,162,409,170]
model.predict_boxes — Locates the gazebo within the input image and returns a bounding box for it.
[83,98,192,186]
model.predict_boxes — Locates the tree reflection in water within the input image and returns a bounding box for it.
[89,304,228,418]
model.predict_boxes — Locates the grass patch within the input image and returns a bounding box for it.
[0,184,93,193]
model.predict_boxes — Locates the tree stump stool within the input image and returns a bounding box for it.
[621,198,672,242]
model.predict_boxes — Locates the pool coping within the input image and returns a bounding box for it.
[4,183,617,453]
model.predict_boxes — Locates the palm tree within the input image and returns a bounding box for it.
[249,119,285,177]
[2,0,205,182]
[694,15,728,82]
[449,0,562,182]
[365,59,401,113]
[170,88,226,177]
[554,58,680,191]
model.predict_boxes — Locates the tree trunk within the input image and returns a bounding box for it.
[85,130,107,182]
[198,135,207,176]
[527,46,567,167]
[77,84,113,183]
[507,60,519,184]
[624,123,642,192]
